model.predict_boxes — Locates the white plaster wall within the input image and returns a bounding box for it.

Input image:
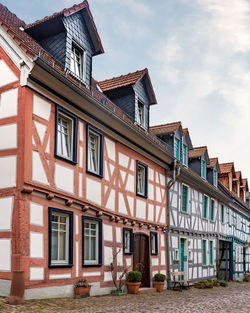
[104,246,113,266]
[118,192,128,215]
[34,121,46,145]
[79,146,83,168]
[130,159,134,171]
[120,169,126,184]
[161,251,166,265]
[118,152,129,167]
[86,177,101,205]
[152,257,159,266]
[103,224,113,241]
[0,279,11,297]
[0,123,17,150]
[106,189,115,211]
[49,273,71,279]
[30,267,44,281]
[0,239,11,271]
[116,227,122,243]
[0,60,18,87]
[32,151,48,185]
[136,199,146,219]
[79,173,82,198]
[83,271,101,277]
[171,236,178,249]
[148,168,154,181]
[33,94,51,121]
[0,155,16,188]
[148,204,154,221]
[54,163,74,193]
[0,196,13,230]
[126,258,131,267]
[156,187,161,202]
[0,88,18,119]
[105,137,116,161]
[116,247,123,266]
[30,232,44,258]
[127,196,134,216]
[104,271,112,282]
[30,202,43,226]
[160,174,165,186]
[148,183,154,200]
[126,174,134,192]
[160,208,166,224]
[79,122,83,142]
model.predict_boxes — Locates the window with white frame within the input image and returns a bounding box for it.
[150,232,158,255]
[123,228,133,254]
[55,106,77,163]
[87,125,103,177]
[83,218,102,265]
[70,42,85,80]
[136,161,147,197]
[49,208,73,267]
[137,100,145,128]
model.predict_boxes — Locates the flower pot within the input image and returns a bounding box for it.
[74,286,91,297]
[127,282,141,294]
[153,281,165,292]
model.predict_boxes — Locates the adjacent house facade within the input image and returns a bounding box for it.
[0,1,249,301]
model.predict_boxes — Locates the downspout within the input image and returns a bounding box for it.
[166,159,180,288]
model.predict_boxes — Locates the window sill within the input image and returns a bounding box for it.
[180,210,189,215]
[86,169,103,179]
[49,264,73,268]
[151,252,158,256]
[55,154,77,165]
[136,192,147,199]
[82,263,102,267]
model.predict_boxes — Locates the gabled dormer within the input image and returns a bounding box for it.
[218,162,235,192]
[98,69,157,132]
[234,171,242,197]
[182,128,193,167]
[188,146,209,180]
[207,158,219,187]
[24,1,104,89]
[240,178,248,202]
[150,122,182,159]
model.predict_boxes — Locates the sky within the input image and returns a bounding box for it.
[2,0,250,181]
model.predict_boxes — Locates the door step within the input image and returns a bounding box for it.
[139,287,156,294]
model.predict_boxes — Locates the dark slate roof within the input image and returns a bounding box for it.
[98,68,157,104]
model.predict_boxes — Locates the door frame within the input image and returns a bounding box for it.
[179,236,189,280]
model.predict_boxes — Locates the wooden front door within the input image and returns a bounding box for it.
[133,233,150,287]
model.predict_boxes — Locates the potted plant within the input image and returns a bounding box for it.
[74,279,91,297]
[153,273,166,292]
[126,271,142,294]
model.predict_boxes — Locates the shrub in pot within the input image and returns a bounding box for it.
[153,273,166,292]
[74,279,91,297]
[126,271,142,294]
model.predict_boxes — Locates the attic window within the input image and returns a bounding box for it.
[137,100,145,128]
[70,42,85,80]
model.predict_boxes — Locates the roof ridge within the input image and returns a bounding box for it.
[150,121,182,129]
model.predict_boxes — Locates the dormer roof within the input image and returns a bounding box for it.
[189,146,209,163]
[219,162,235,176]
[98,69,157,104]
[242,178,249,191]
[234,171,242,182]
[24,1,104,56]
[208,157,219,170]
[150,121,182,136]
[183,128,193,149]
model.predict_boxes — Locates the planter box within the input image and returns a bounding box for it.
[74,286,91,298]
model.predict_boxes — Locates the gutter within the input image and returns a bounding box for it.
[166,160,180,288]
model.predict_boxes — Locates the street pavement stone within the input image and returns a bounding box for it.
[0,282,249,313]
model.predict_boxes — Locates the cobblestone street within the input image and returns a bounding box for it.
[0,282,249,313]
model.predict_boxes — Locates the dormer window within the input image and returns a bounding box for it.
[174,137,181,161]
[201,160,206,179]
[213,169,217,187]
[182,144,188,166]
[137,100,145,128]
[70,42,85,80]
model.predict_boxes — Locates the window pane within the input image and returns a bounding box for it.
[84,236,89,260]
[52,230,58,260]
[59,231,66,260]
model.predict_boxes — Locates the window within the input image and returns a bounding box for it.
[209,241,213,265]
[174,137,180,161]
[213,169,217,187]
[221,205,224,224]
[123,228,133,254]
[182,144,188,166]
[188,250,192,261]
[49,208,73,267]
[202,239,207,266]
[82,217,102,266]
[137,100,145,128]
[70,42,85,80]
[174,249,179,261]
[210,199,214,222]
[150,232,158,255]
[87,125,103,177]
[55,106,78,163]
[201,159,206,179]
[136,161,148,198]
[203,195,208,219]
[182,184,188,213]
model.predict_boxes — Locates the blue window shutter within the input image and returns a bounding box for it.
[210,200,214,221]
[182,185,188,212]
[209,241,213,265]
[203,196,208,218]
[202,240,206,265]
[221,205,224,223]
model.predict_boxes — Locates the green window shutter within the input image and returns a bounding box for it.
[183,144,188,166]
[221,205,224,223]
[174,138,180,161]
[202,240,206,265]
[210,200,214,221]
[213,170,217,187]
[209,241,213,265]
[201,160,206,179]
[182,185,188,212]
[203,196,208,218]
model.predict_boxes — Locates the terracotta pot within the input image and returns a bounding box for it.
[127,282,141,294]
[153,281,165,292]
[74,286,91,296]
